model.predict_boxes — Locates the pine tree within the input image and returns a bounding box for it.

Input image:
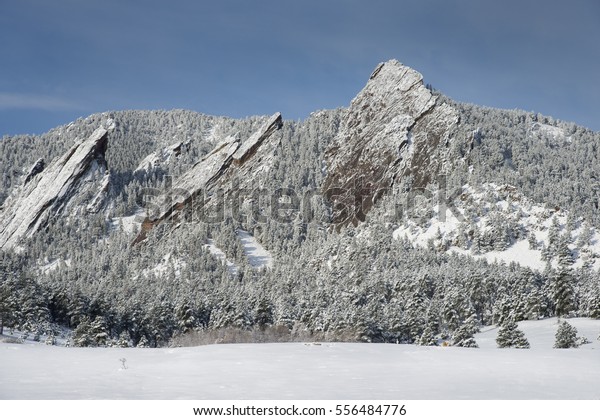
[588,293,600,319]
[551,268,576,317]
[72,318,93,347]
[492,297,514,326]
[137,335,150,348]
[452,314,479,348]
[442,290,463,332]
[90,316,109,347]
[554,320,578,348]
[0,283,13,336]
[527,231,538,250]
[417,324,438,346]
[576,222,593,248]
[496,319,530,349]
[524,288,545,320]
[556,234,574,267]
[176,303,196,334]
[254,298,274,331]
[116,331,131,348]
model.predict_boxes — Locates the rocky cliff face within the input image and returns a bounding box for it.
[322,60,459,230]
[0,127,110,250]
[134,112,283,244]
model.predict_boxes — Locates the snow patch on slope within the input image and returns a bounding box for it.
[142,253,186,278]
[530,122,570,143]
[39,258,72,274]
[110,209,146,235]
[204,239,238,275]
[450,239,546,271]
[237,230,273,269]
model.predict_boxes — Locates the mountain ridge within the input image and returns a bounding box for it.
[1,59,599,348]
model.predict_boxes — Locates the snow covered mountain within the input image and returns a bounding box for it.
[1,60,599,349]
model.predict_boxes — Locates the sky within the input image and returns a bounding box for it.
[1,0,599,136]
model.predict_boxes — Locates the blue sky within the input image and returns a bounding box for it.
[1,0,599,135]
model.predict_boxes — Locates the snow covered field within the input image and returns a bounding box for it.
[1,318,598,400]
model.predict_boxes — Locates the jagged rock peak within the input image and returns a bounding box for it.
[323,60,458,230]
[0,127,110,250]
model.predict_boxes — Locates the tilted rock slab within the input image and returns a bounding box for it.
[134,112,283,244]
[0,128,110,250]
[322,60,459,230]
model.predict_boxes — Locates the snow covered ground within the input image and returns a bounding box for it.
[203,231,273,274]
[204,239,238,275]
[1,318,598,400]
[237,229,273,269]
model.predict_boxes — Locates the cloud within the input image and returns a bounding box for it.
[0,93,80,111]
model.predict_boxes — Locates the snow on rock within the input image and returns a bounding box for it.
[104,117,116,131]
[237,229,273,269]
[23,158,45,185]
[134,113,283,244]
[0,128,111,250]
[323,59,459,230]
[232,112,282,164]
[530,122,569,143]
[86,172,111,213]
[134,141,188,173]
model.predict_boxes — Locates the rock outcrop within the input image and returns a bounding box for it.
[322,60,459,229]
[24,158,45,185]
[0,128,110,249]
[134,112,283,244]
[135,140,189,173]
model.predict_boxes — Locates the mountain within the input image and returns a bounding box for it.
[0,60,599,348]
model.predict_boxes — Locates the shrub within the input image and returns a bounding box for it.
[554,320,578,349]
[496,319,530,349]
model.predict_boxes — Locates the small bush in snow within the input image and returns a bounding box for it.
[554,320,579,349]
[496,319,530,349]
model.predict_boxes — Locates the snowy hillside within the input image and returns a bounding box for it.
[1,317,598,399]
[393,183,600,271]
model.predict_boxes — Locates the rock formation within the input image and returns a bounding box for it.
[322,59,459,229]
[0,128,110,249]
[133,112,283,244]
